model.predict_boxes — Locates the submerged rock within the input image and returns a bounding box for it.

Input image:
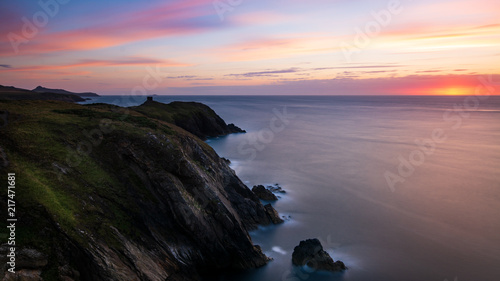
[292,239,346,272]
[252,185,278,201]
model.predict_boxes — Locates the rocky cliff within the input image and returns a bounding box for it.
[0,100,280,281]
[132,100,245,140]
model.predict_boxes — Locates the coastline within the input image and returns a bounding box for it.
[0,99,284,280]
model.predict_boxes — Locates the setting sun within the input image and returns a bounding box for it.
[435,87,472,96]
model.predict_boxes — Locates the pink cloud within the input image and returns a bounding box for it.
[230,11,297,26]
[376,19,499,43]
[0,57,188,73]
[0,0,219,57]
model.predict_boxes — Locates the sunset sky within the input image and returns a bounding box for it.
[1,0,499,95]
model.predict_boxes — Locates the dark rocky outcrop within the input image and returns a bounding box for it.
[292,239,346,272]
[227,123,243,133]
[252,185,278,201]
[132,101,245,140]
[268,184,286,194]
[264,204,284,224]
[0,246,48,281]
[0,100,280,281]
[33,85,100,97]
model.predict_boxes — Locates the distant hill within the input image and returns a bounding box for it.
[33,85,100,97]
[0,85,85,102]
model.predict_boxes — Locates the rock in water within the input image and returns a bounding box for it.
[292,239,346,272]
[264,204,284,224]
[252,185,278,201]
[268,184,286,193]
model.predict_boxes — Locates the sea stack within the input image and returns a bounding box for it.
[292,239,346,272]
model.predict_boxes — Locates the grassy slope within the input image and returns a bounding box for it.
[131,101,218,124]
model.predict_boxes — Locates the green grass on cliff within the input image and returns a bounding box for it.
[132,100,218,124]
[0,100,212,249]
[53,108,159,130]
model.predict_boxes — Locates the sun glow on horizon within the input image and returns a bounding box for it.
[434,87,473,96]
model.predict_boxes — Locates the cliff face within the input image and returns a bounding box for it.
[0,100,279,281]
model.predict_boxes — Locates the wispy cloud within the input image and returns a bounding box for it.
[166,75,214,81]
[166,74,500,96]
[167,75,198,79]
[188,78,214,81]
[225,68,301,77]
[213,34,337,62]
[0,0,222,57]
[222,65,402,79]
[313,65,403,71]
[475,23,500,29]
[416,70,443,73]
[0,57,187,73]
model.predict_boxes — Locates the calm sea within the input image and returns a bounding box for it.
[82,95,500,281]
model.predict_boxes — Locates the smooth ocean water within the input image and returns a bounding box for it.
[82,95,500,281]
